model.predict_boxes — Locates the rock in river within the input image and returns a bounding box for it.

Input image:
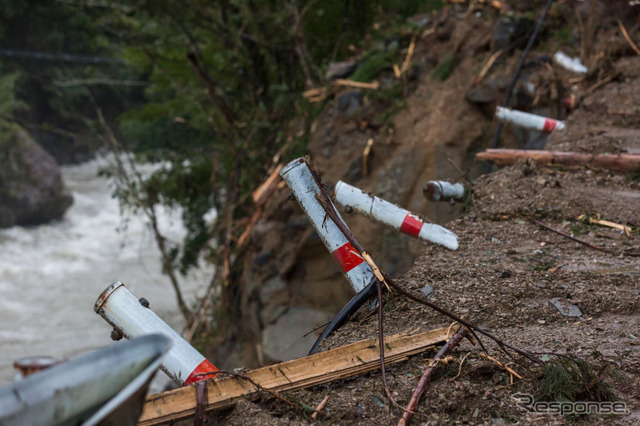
[0,122,73,228]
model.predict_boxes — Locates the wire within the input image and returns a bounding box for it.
[487,0,555,171]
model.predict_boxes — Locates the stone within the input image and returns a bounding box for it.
[336,91,362,115]
[0,122,73,228]
[325,60,358,81]
[549,298,583,317]
[420,285,434,298]
[492,13,533,52]
[261,307,333,361]
[465,84,497,104]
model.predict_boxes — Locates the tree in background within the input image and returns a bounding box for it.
[0,0,440,337]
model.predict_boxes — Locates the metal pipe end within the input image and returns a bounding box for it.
[94,281,125,313]
[280,157,307,177]
[423,181,441,202]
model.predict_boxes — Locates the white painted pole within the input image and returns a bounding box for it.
[94,282,218,386]
[423,181,465,203]
[553,51,587,74]
[333,181,458,250]
[495,106,565,133]
[280,158,374,293]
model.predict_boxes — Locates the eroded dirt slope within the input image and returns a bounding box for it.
[204,2,639,425]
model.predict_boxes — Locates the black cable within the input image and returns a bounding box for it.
[308,277,377,355]
[487,0,555,171]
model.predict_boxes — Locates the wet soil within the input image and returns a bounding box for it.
[203,3,640,425]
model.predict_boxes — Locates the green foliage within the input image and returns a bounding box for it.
[0,72,27,117]
[0,0,450,321]
[538,356,615,405]
[351,49,398,82]
[432,52,457,81]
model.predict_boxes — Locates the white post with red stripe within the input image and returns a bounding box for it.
[423,181,465,203]
[553,51,587,74]
[495,106,565,133]
[334,181,458,250]
[94,282,218,386]
[280,158,374,293]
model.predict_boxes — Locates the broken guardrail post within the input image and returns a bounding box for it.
[94,282,218,386]
[280,158,375,293]
[423,181,465,203]
[495,106,565,133]
[333,181,458,250]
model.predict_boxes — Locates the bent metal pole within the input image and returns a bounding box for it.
[94,282,218,386]
[334,181,458,250]
[280,158,374,293]
[495,106,565,133]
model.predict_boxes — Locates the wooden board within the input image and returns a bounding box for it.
[138,327,451,425]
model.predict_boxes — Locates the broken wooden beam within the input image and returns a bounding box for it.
[138,327,451,425]
[476,149,640,172]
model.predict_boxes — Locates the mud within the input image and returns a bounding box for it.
[203,2,640,424]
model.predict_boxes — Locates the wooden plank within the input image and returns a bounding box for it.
[138,327,451,425]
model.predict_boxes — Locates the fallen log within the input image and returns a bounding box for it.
[476,149,640,172]
[138,327,451,425]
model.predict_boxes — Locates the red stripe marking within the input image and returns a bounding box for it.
[185,359,219,385]
[542,118,557,133]
[332,241,365,273]
[400,213,423,237]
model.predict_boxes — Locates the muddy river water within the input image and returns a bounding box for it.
[0,157,212,388]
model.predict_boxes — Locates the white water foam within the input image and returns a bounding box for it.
[0,156,213,388]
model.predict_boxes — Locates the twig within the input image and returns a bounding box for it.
[363,138,374,177]
[308,162,389,291]
[332,79,379,90]
[376,278,406,413]
[618,19,640,56]
[476,49,503,84]
[383,274,542,366]
[533,219,614,254]
[447,157,474,187]
[478,352,523,380]
[302,320,331,338]
[185,269,219,342]
[311,395,330,420]
[192,370,308,412]
[399,326,469,426]
[400,34,417,74]
[451,352,471,381]
[585,74,615,94]
[358,300,384,326]
[94,102,190,320]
